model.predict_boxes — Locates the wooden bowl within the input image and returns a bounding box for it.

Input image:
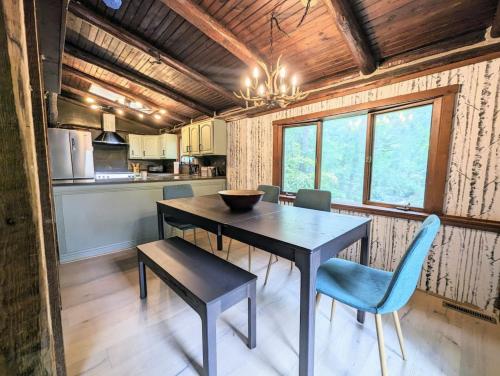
[218,190,265,211]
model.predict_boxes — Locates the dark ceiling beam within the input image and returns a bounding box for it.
[64,43,214,116]
[322,0,376,75]
[159,0,265,67]
[61,84,168,129]
[68,1,243,106]
[62,64,188,123]
[492,1,500,38]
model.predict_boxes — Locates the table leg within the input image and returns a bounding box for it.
[295,251,321,376]
[357,223,370,323]
[247,282,256,349]
[217,224,223,251]
[138,260,147,299]
[157,204,164,240]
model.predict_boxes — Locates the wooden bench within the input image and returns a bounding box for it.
[137,237,257,376]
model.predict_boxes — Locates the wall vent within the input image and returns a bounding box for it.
[442,301,497,324]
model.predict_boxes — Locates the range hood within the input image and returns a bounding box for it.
[94,113,127,145]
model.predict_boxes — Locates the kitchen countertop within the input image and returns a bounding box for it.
[52,174,226,186]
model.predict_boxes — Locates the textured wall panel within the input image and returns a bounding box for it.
[227,58,500,317]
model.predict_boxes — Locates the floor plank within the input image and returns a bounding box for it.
[60,234,500,376]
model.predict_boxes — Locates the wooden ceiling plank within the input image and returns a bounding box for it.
[491,0,500,38]
[68,1,242,106]
[158,0,265,66]
[63,64,188,123]
[322,0,376,74]
[64,42,213,116]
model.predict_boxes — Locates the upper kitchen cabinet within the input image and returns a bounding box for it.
[128,134,143,159]
[181,119,226,156]
[142,136,161,159]
[159,134,178,159]
[128,134,177,160]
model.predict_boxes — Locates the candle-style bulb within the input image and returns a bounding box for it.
[280,84,287,94]
[258,84,265,96]
[291,74,298,86]
[279,66,286,78]
[244,77,251,88]
[252,67,260,79]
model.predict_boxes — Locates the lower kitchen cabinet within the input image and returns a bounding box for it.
[53,178,226,262]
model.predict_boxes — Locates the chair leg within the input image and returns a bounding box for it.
[206,231,214,254]
[182,230,185,239]
[315,292,321,308]
[225,238,233,261]
[330,299,336,322]
[194,228,197,245]
[392,311,406,360]
[248,245,252,272]
[375,314,388,376]
[290,260,293,271]
[264,253,274,285]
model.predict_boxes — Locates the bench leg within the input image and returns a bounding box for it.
[247,283,256,349]
[138,261,147,299]
[201,309,217,376]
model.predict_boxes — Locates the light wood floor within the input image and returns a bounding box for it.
[60,233,500,376]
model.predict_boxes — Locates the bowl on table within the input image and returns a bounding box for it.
[218,190,265,211]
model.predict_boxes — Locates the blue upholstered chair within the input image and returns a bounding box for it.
[163,184,213,253]
[264,189,332,285]
[316,215,440,376]
[226,184,281,271]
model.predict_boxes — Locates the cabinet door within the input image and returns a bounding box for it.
[160,134,178,159]
[189,125,200,154]
[128,134,143,159]
[181,126,190,155]
[142,136,161,159]
[199,122,213,154]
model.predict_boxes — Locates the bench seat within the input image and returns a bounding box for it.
[137,237,257,376]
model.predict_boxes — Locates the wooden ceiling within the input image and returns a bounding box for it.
[61,0,500,127]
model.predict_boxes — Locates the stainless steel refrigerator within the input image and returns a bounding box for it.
[48,128,95,179]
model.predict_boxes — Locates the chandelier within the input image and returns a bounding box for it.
[234,11,309,108]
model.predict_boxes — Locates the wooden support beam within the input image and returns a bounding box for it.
[0,0,60,373]
[159,0,265,67]
[61,84,169,128]
[322,0,376,74]
[65,43,214,116]
[68,1,242,106]
[63,64,188,123]
[492,0,500,38]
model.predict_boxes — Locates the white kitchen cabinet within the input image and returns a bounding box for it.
[189,124,200,154]
[128,134,143,159]
[181,126,190,155]
[142,136,161,158]
[160,133,178,159]
[180,119,226,156]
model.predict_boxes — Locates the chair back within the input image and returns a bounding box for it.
[163,184,194,200]
[257,184,280,203]
[377,215,440,313]
[294,189,331,212]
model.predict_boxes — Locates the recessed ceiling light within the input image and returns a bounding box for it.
[85,97,95,103]
[90,104,100,110]
[154,113,161,120]
[130,101,143,110]
[159,109,166,115]
[116,109,124,115]
[138,113,144,119]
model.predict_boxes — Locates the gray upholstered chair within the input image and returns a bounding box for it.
[264,188,332,285]
[226,184,280,271]
[163,184,213,253]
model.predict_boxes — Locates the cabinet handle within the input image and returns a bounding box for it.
[199,143,202,152]
[143,150,145,156]
[162,150,165,156]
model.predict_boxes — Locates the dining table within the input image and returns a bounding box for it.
[157,194,371,376]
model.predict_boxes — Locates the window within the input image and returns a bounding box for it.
[368,104,433,208]
[320,114,366,203]
[273,86,456,214]
[282,125,317,193]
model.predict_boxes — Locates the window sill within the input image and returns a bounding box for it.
[279,195,500,233]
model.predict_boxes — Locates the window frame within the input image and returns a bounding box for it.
[273,85,458,215]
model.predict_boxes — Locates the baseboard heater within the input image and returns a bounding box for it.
[442,301,497,324]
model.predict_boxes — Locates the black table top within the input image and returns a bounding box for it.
[158,195,371,252]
